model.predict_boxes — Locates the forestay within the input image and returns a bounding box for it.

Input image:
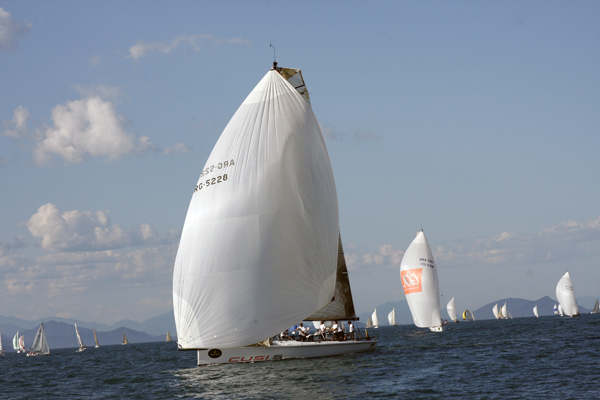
[400,231,442,329]
[173,68,339,349]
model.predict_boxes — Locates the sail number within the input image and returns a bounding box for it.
[194,174,228,192]
[200,159,236,178]
[419,258,435,268]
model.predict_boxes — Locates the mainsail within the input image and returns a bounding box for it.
[388,308,396,326]
[366,317,373,328]
[592,300,600,314]
[173,65,339,350]
[74,322,86,351]
[13,332,19,351]
[30,323,49,355]
[492,304,499,319]
[93,327,100,348]
[556,272,579,317]
[166,331,172,342]
[400,231,443,331]
[501,303,508,320]
[122,334,129,345]
[533,305,539,318]
[372,309,379,328]
[447,297,458,322]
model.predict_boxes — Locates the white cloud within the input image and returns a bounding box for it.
[1,105,30,138]
[164,142,191,154]
[128,34,251,59]
[33,96,155,164]
[25,203,179,252]
[0,7,31,52]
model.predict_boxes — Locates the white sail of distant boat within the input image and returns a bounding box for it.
[74,322,86,352]
[558,304,564,316]
[172,62,377,365]
[372,309,379,328]
[556,272,579,317]
[471,310,476,321]
[533,305,539,318]
[553,304,559,315]
[366,317,373,328]
[400,230,443,332]
[19,336,25,352]
[93,327,100,348]
[592,300,600,314]
[447,297,458,323]
[166,331,172,342]
[0,327,4,357]
[388,308,396,326]
[13,331,19,353]
[462,309,474,321]
[122,334,129,345]
[27,323,49,356]
[492,304,499,319]
[501,303,508,320]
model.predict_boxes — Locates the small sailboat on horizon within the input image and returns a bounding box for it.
[0,328,4,357]
[27,323,49,356]
[556,272,579,317]
[462,309,474,321]
[74,322,86,352]
[13,331,20,353]
[122,334,129,345]
[93,327,100,348]
[371,309,379,328]
[166,331,172,342]
[400,230,444,332]
[533,305,539,318]
[447,297,458,323]
[388,308,397,326]
[591,300,599,314]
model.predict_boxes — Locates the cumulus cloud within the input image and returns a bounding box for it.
[33,96,155,164]
[0,7,31,52]
[164,142,192,154]
[25,203,179,252]
[320,123,379,142]
[1,105,30,138]
[128,34,250,59]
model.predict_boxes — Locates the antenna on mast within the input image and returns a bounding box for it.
[270,43,277,69]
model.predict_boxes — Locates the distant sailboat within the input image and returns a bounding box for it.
[388,308,396,326]
[122,334,129,345]
[556,272,579,317]
[93,327,100,348]
[13,332,19,353]
[462,309,474,321]
[400,230,443,332]
[553,304,559,315]
[501,303,508,320]
[492,304,499,319]
[166,331,172,342]
[558,304,564,317]
[19,336,25,353]
[0,328,4,357]
[27,323,49,356]
[372,309,379,328]
[366,317,373,328]
[592,300,600,314]
[533,305,539,318]
[74,322,86,352]
[447,297,458,323]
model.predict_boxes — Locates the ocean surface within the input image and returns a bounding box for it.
[3,314,599,399]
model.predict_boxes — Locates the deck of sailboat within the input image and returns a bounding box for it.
[197,338,377,365]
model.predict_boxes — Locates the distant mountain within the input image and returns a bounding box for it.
[474,296,590,319]
[0,310,176,338]
[0,320,167,351]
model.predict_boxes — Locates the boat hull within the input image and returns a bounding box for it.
[196,339,377,365]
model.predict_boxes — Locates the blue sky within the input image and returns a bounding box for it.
[1,1,599,324]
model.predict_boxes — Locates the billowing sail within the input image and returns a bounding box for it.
[388,308,396,326]
[13,332,19,350]
[400,231,443,331]
[553,304,559,315]
[19,336,25,351]
[305,234,357,321]
[492,304,499,319]
[447,297,458,322]
[462,309,474,321]
[556,272,579,317]
[592,300,600,314]
[558,304,564,316]
[30,323,49,355]
[173,67,339,349]
[533,305,539,318]
[372,309,379,328]
[501,303,508,320]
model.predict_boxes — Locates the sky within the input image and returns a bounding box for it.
[1,1,599,325]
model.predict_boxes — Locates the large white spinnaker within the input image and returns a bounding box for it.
[447,297,458,323]
[556,272,579,317]
[173,68,339,349]
[400,231,443,331]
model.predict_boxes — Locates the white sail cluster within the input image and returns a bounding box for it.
[173,68,339,349]
[400,231,443,331]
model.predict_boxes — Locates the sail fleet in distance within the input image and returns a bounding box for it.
[168,61,599,366]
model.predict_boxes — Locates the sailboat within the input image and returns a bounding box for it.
[172,63,377,365]
[501,303,508,319]
[13,332,20,353]
[371,309,379,328]
[492,304,500,319]
[93,327,100,348]
[388,308,397,326]
[366,317,373,328]
[447,297,458,323]
[400,230,444,332]
[0,328,4,357]
[553,304,559,315]
[122,334,129,345]
[19,336,25,353]
[27,323,49,356]
[74,322,86,352]
[556,272,579,317]
[462,309,474,321]
[592,300,600,314]
[533,305,539,318]
[166,331,172,342]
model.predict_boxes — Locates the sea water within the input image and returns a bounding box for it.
[3,314,599,399]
